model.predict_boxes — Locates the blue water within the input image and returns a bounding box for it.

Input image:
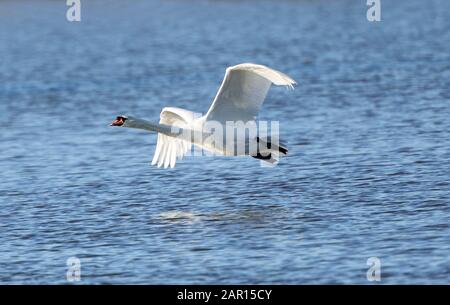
[0,0,449,284]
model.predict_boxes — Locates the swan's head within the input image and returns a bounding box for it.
[110,115,129,127]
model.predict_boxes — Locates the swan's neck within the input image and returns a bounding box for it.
[125,117,176,136]
[123,117,207,145]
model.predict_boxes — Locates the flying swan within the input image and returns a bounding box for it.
[111,63,296,168]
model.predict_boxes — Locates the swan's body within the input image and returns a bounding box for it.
[111,63,296,168]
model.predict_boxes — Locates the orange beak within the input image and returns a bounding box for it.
[110,117,125,126]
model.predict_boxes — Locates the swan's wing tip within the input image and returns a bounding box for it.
[228,63,296,89]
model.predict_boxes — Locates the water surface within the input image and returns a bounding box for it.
[0,0,449,284]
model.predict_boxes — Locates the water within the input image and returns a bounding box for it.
[0,0,449,284]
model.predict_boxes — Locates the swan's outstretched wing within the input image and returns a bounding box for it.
[204,63,296,123]
[151,107,194,168]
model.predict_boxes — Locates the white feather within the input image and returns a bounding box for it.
[152,107,195,168]
[204,63,296,123]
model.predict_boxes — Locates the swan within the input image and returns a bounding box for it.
[110,63,296,168]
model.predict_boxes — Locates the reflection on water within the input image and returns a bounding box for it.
[0,0,449,284]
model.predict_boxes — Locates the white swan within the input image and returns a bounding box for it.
[111,63,296,168]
